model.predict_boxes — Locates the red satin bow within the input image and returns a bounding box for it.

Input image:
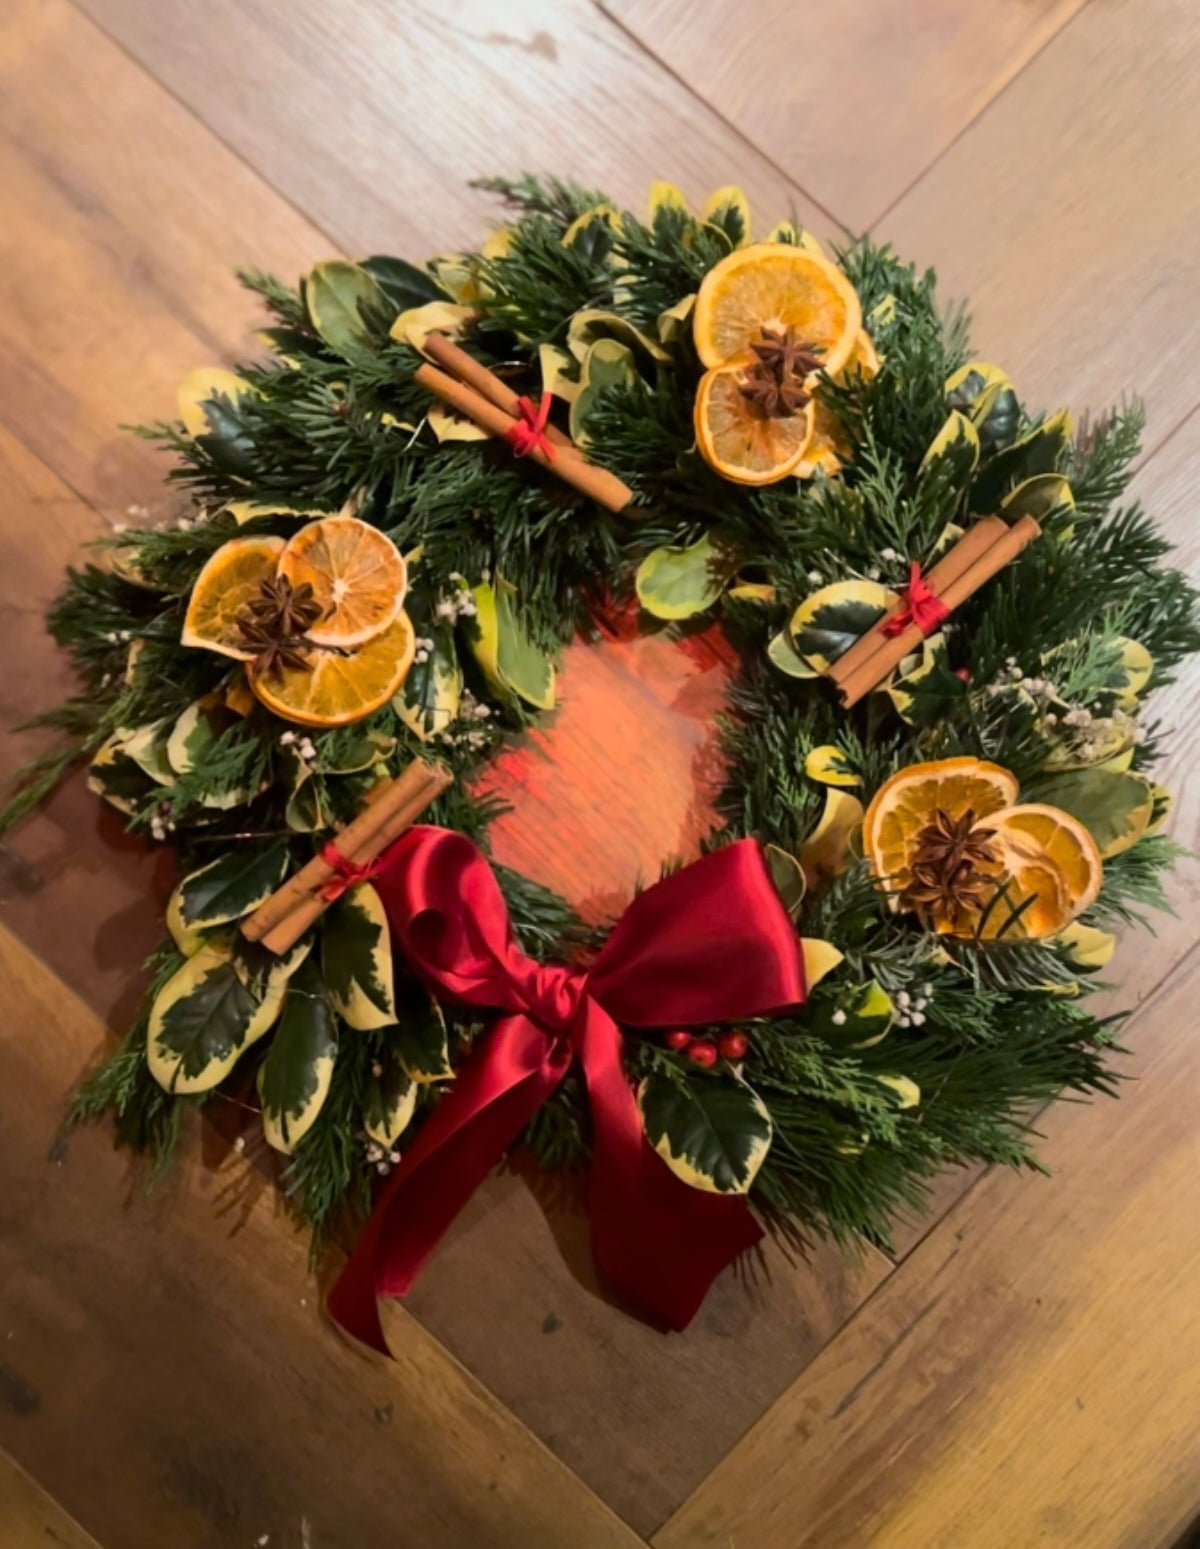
[504,394,555,459]
[318,842,384,902]
[328,826,806,1352]
[882,560,950,638]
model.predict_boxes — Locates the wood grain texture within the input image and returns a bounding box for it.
[0,921,647,1549]
[601,0,1087,231]
[74,0,830,257]
[0,1448,102,1549]
[881,0,1200,459]
[656,943,1200,1549]
[0,423,165,1023]
[0,0,329,519]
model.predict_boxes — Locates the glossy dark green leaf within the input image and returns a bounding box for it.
[360,255,445,312]
[789,581,894,672]
[887,635,968,727]
[637,1072,772,1195]
[321,881,396,1029]
[177,840,290,929]
[363,1049,418,1149]
[147,943,286,1094]
[257,963,338,1154]
[386,978,453,1081]
[970,411,1071,514]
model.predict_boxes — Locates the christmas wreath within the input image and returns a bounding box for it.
[9,175,1197,1345]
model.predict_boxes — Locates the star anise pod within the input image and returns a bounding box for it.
[900,807,1000,924]
[240,574,325,637]
[235,619,315,678]
[738,327,823,418]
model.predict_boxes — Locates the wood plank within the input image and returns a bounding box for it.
[880,0,1200,459]
[73,0,829,255]
[601,0,1087,231]
[0,0,330,518]
[0,921,647,1549]
[656,940,1200,1549]
[0,422,164,1022]
[0,1448,102,1549]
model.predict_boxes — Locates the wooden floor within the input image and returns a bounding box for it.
[1,0,1199,1544]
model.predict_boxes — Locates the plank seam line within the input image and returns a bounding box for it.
[869,0,1095,233]
[64,0,348,259]
[592,0,848,234]
[653,933,1200,1544]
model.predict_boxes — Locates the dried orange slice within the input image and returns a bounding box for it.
[695,360,816,485]
[277,515,406,648]
[248,610,416,727]
[694,243,862,375]
[794,398,849,479]
[975,804,1103,939]
[863,757,1019,897]
[180,535,286,661]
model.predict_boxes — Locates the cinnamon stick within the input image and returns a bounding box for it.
[423,332,577,454]
[241,758,452,951]
[838,514,1040,708]
[828,517,1007,689]
[415,363,634,514]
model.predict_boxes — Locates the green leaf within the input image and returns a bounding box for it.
[702,185,751,248]
[466,576,556,710]
[998,472,1075,525]
[767,628,818,679]
[569,338,639,446]
[970,410,1071,514]
[305,260,390,361]
[363,1049,419,1150]
[285,767,333,832]
[176,840,290,929]
[919,410,980,484]
[804,745,861,787]
[787,581,897,674]
[176,367,252,438]
[1025,768,1155,858]
[799,788,865,890]
[147,942,286,1094]
[635,534,730,620]
[321,882,397,1029]
[360,255,445,312]
[887,634,967,726]
[257,963,338,1154]
[397,602,462,740]
[231,934,312,998]
[120,720,177,787]
[656,293,695,346]
[638,1072,773,1195]
[86,735,155,814]
[387,979,453,1081]
[811,980,895,1049]
[945,361,1019,451]
[764,844,806,917]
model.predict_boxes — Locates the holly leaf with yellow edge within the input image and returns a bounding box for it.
[257,961,338,1155]
[945,361,1019,452]
[569,338,639,447]
[800,788,865,891]
[305,260,391,361]
[765,844,806,917]
[389,300,475,353]
[970,410,1072,514]
[636,534,732,621]
[876,1075,921,1110]
[657,294,695,347]
[173,840,290,931]
[1056,921,1117,972]
[919,410,980,485]
[321,882,397,1030]
[811,980,895,1049]
[804,745,861,787]
[703,186,751,249]
[147,941,287,1095]
[176,367,253,438]
[637,1071,772,1195]
[887,634,967,727]
[786,581,897,674]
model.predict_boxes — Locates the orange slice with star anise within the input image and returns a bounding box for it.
[180,535,286,661]
[248,610,416,727]
[693,243,862,375]
[975,804,1103,939]
[277,514,407,648]
[694,359,816,485]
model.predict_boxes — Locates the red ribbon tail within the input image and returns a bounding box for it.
[328,1016,569,1353]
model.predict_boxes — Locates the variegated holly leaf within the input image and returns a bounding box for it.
[147,941,287,1094]
[360,255,445,312]
[321,882,396,1030]
[396,592,463,742]
[638,1072,773,1195]
[702,185,751,248]
[176,367,253,438]
[285,767,333,833]
[386,979,453,1081]
[569,338,639,446]
[945,361,1019,451]
[919,410,980,485]
[390,299,476,352]
[876,1075,921,1110]
[764,844,806,918]
[786,581,898,674]
[767,627,817,679]
[231,934,312,998]
[165,888,211,956]
[804,745,861,787]
[174,840,290,931]
[561,203,621,263]
[887,634,967,726]
[87,734,156,814]
[466,576,556,710]
[1025,768,1155,858]
[166,698,255,809]
[257,963,338,1154]
[799,788,865,890]
[970,410,1072,514]
[305,260,391,360]
[811,981,895,1049]
[120,720,177,787]
[656,293,695,347]
[363,1054,419,1150]
[998,472,1075,527]
[635,534,731,620]
[802,938,844,988]
[1056,921,1117,972]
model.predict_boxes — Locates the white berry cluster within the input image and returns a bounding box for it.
[412,634,437,666]
[278,729,318,765]
[437,689,493,751]
[363,1126,401,1176]
[990,657,1145,760]
[148,803,177,842]
[103,629,136,645]
[893,985,934,1029]
[433,572,478,625]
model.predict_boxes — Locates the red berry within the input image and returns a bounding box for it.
[954,666,971,683]
[665,1030,692,1051]
[719,1031,750,1060]
[687,1040,718,1069]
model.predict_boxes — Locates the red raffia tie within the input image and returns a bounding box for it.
[327,826,807,1354]
[882,560,951,639]
[504,393,555,459]
[318,842,386,902]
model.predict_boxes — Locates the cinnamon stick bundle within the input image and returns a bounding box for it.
[241,757,452,956]
[833,514,1041,709]
[423,331,576,454]
[415,361,634,514]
